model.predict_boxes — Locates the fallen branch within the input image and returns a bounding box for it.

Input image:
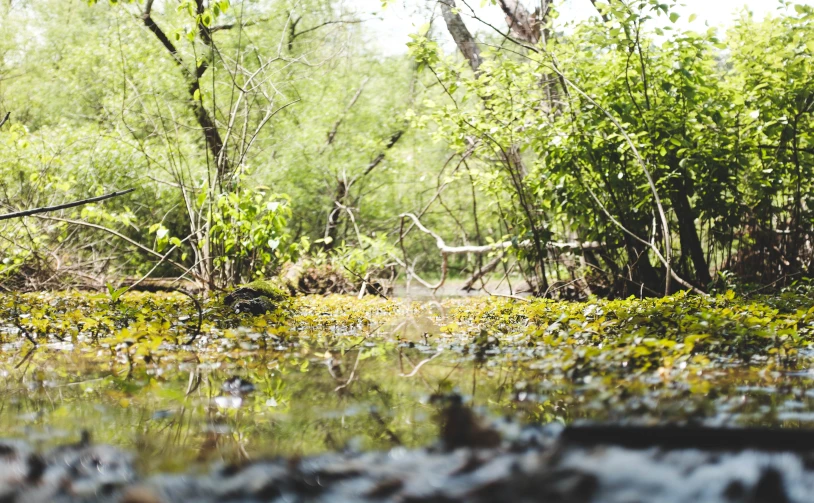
[399,350,443,377]
[398,212,601,293]
[462,254,501,291]
[400,213,599,255]
[0,189,135,221]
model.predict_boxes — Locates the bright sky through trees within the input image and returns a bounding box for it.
[355,0,814,55]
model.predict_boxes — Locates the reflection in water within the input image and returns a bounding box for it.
[1,298,814,474]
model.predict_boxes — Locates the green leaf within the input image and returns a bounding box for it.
[105,283,128,302]
[669,12,679,23]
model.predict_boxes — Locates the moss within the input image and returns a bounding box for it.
[224,279,290,309]
[242,280,289,302]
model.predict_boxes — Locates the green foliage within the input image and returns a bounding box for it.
[0,0,430,289]
[407,32,439,72]
[106,283,128,303]
[240,279,290,302]
[209,189,302,282]
[446,290,814,375]
[1,0,813,295]
[332,234,398,282]
[409,0,814,295]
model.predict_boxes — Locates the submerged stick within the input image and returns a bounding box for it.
[0,189,135,221]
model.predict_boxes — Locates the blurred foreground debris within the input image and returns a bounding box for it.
[0,399,812,502]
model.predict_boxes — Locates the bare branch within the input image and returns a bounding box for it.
[591,0,610,23]
[458,0,539,54]
[290,18,363,44]
[582,180,704,295]
[399,212,599,255]
[363,130,404,176]
[0,189,135,222]
[33,215,200,283]
[140,3,229,180]
[399,350,442,377]
[210,17,269,33]
[322,77,370,151]
[589,0,611,23]
[462,254,501,291]
[141,9,185,68]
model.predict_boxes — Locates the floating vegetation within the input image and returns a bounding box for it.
[0,291,814,474]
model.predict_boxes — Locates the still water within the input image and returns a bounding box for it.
[1,293,813,474]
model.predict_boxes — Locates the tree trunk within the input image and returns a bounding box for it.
[324,179,347,249]
[497,0,541,44]
[142,2,229,183]
[439,0,482,73]
[670,181,712,287]
[621,234,662,296]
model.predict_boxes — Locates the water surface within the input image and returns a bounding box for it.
[1,293,813,473]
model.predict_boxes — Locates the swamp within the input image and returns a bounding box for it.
[1,0,814,501]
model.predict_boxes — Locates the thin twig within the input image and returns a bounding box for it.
[334,349,363,392]
[340,264,389,299]
[179,288,204,345]
[583,180,705,295]
[399,350,443,377]
[34,215,200,282]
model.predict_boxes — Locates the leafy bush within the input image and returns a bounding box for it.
[209,189,303,284]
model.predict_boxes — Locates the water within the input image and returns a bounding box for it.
[1,292,813,475]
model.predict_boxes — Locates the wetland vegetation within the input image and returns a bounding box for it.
[3,288,814,475]
[0,0,814,500]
